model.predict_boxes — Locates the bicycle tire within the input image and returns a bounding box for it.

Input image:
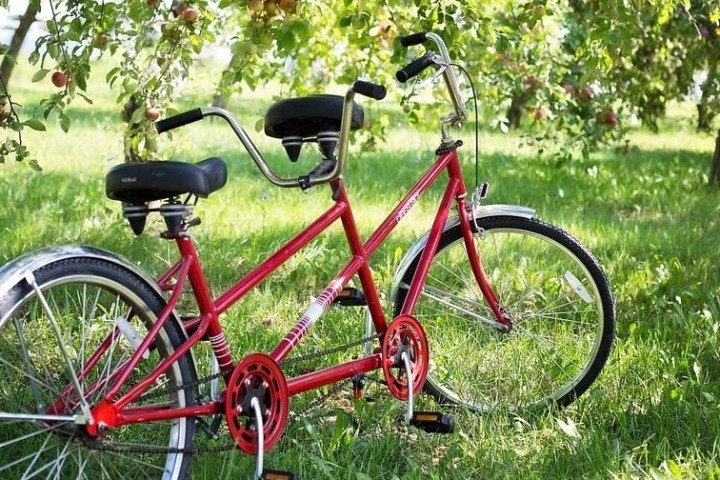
[393,215,615,412]
[0,257,197,479]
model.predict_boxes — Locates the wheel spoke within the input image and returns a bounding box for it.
[0,260,196,478]
[394,217,613,411]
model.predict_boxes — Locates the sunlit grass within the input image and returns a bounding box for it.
[1,54,720,479]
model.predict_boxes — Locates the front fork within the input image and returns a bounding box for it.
[457,192,513,333]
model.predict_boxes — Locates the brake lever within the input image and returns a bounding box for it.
[417,53,449,89]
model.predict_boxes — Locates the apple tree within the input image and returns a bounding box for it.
[1,0,719,179]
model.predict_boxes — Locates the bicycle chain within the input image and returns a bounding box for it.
[84,333,382,455]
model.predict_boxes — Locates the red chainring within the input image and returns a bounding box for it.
[381,315,429,401]
[224,353,289,454]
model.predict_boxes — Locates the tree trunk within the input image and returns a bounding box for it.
[697,59,717,132]
[0,4,38,88]
[710,128,720,185]
[506,95,526,129]
[212,52,241,108]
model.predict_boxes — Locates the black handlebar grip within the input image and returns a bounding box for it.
[155,108,204,134]
[396,53,435,83]
[400,32,428,47]
[352,80,387,100]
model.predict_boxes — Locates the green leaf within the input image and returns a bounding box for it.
[74,73,87,91]
[254,118,264,132]
[31,69,49,83]
[665,459,682,478]
[28,159,43,171]
[23,119,46,131]
[59,114,71,133]
[77,93,94,105]
[129,107,145,125]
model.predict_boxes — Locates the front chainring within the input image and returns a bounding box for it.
[381,315,429,401]
[224,353,289,454]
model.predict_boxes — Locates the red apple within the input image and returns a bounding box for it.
[264,0,278,14]
[278,0,296,12]
[93,34,108,50]
[146,0,161,6]
[51,71,68,88]
[563,83,574,94]
[578,85,594,102]
[534,108,545,120]
[598,109,618,127]
[523,76,541,91]
[182,7,199,22]
[145,108,160,121]
[173,2,187,16]
[248,0,264,13]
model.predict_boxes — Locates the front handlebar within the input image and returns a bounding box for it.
[397,31,468,132]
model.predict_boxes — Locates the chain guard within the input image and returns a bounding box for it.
[382,315,429,401]
[225,353,289,455]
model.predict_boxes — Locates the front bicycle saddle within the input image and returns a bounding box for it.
[264,95,364,162]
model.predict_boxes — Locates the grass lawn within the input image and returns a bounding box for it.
[1,56,720,479]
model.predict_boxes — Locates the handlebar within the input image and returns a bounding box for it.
[154,30,465,188]
[352,80,387,100]
[399,32,428,47]
[155,108,204,134]
[397,31,468,133]
[395,53,435,83]
[155,80,385,189]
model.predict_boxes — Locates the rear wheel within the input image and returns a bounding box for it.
[394,216,615,412]
[0,258,197,479]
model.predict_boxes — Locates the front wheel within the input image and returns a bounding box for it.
[393,215,615,412]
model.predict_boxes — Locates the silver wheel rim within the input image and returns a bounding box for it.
[0,273,189,479]
[409,227,605,412]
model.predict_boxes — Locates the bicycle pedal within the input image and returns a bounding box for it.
[261,469,301,480]
[332,287,366,306]
[409,411,455,434]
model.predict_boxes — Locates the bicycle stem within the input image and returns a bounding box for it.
[425,32,467,126]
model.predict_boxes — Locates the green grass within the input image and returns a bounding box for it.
[2,55,720,479]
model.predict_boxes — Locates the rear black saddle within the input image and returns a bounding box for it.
[264,95,364,139]
[105,157,228,203]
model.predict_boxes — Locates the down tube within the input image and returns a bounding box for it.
[400,177,461,315]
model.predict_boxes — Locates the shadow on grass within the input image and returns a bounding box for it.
[1,144,719,479]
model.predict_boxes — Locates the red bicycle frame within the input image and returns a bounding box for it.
[79,146,506,431]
